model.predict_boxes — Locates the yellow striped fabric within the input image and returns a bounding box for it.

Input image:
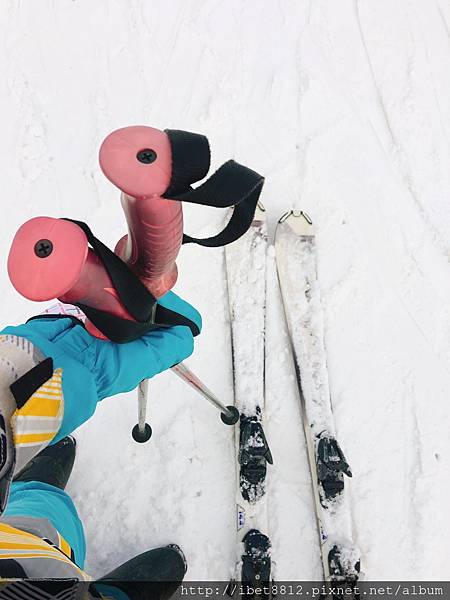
[57,530,72,559]
[11,368,64,449]
[0,524,89,580]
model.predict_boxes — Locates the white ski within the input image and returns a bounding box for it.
[225,203,273,596]
[275,211,360,590]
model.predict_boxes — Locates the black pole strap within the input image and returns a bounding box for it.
[163,130,211,197]
[76,302,200,344]
[61,219,200,343]
[62,219,155,323]
[163,130,265,248]
[165,160,264,248]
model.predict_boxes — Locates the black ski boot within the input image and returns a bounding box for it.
[13,436,76,490]
[95,544,187,600]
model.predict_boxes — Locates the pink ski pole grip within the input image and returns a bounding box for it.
[8,217,88,302]
[8,217,135,339]
[99,126,183,298]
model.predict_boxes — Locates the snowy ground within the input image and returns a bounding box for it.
[1,0,449,581]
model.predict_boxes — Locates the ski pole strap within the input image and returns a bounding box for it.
[177,161,264,248]
[61,219,200,343]
[163,131,265,248]
[63,218,156,323]
[75,302,200,344]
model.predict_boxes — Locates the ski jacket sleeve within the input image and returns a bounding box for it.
[0,290,202,440]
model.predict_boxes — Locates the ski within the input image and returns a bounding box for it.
[225,203,274,598]
[275,210,360,593]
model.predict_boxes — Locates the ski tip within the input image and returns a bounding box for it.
[253,201,267,224]
[276,210,314,238]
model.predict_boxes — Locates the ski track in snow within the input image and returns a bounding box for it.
[1,0,449,580]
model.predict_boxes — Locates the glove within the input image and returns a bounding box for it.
[92,290,202,400]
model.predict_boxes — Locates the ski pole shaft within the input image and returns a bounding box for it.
[171,362,239,425]
[132,379,152,443]
[137,379,149,431]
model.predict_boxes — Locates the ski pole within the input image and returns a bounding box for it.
[132,364,238,443]
[171,362,239,425]
[132,379,152,443]
[100,126,188,442]
[98,126,250,440]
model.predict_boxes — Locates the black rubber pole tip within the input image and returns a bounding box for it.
[220,405,239,426]
[132,423,152,443]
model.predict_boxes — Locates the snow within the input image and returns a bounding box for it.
[1,0,449,581]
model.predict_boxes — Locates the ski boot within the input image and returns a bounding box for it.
[13,435,76,490]
[95,544,187,600]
